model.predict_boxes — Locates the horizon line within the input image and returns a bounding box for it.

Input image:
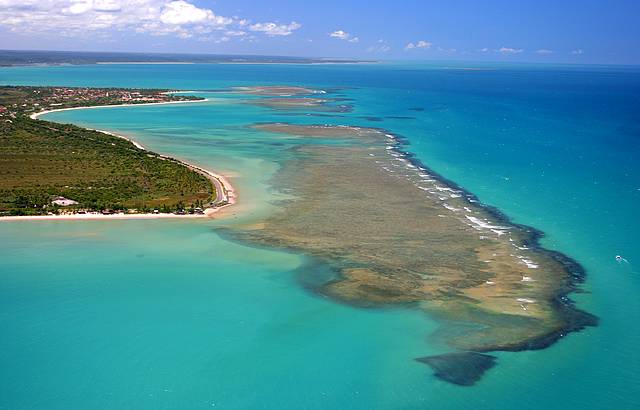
[1,48,640,68]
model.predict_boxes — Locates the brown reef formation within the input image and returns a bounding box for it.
[235,122,596,385]
[231,85,324,96]
[223,85,596,385]
[232,85,353,112]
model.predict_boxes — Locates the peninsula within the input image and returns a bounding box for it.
[0,86,232,218]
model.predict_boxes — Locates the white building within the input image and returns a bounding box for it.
[52,196,79,206]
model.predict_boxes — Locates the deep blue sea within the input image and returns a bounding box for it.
[1,62,639,409]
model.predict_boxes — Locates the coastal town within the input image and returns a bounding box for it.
[0,85,200,119]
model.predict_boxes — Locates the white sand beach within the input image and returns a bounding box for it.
[29,98,208,120]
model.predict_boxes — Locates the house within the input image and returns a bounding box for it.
[51,196,79,206]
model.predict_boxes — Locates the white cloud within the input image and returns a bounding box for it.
[249,21,301,36]
[160,1,212,25]
[225,30,246,37]
[0,0,297,41]
[536,49,553,54]
[64,0,93,15]
[330,30,348,40]
[367,40,390,53]
[571,49,584,55]
[405,40,432,50]
[93,0,122,12]
[330,29,358,43]
[498,47,524,54]
[201,35,230,43]
[437,46,456,53]
[367,45,390,53]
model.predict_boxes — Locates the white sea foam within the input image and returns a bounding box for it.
[465,216,510,231]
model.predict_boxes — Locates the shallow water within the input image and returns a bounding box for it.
[1,62,639,408]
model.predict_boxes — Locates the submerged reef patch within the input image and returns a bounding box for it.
[386,115,416,120]
[416,352,497,386]
[241,122,596,384]
[230,85,354,112]
[247,97,353,112]
[230,86,596,385]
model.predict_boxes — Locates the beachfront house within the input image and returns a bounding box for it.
[51,196,79,206]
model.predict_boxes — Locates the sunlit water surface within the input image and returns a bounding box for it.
[0,62,639,409]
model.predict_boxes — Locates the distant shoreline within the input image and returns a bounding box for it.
[97,62,196,65]
[3,100,236,222]
[95,61,377,66]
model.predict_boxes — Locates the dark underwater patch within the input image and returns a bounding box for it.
[386,116,416,120]
[416,352,497,386]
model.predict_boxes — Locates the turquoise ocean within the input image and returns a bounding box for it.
[1,62,639,409]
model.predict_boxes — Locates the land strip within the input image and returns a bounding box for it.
[0,86,234,218]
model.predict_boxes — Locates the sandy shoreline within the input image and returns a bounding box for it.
[5,100,236,222]
[0,211,219,222]
[29,98,208,120]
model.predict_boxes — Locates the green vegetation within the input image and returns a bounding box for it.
[0,86,214,215]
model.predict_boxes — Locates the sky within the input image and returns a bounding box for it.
[0,0,639,64]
